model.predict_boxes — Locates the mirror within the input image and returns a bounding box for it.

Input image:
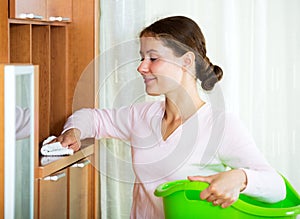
[4,65,37,219]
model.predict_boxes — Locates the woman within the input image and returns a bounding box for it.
[56,16,286,218]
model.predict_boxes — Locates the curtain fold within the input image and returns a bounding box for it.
[99,0,300,218]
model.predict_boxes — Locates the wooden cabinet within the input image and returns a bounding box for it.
[39,169,68,219]
[9,0,72,22]
[9,21,68,142]
[69,158,94,219]
[38,157,95,219]
[9,0,46,20]
[0,0,99,218]
[8,0,97,142]
[47,0,72,22]
[37,142,96,219]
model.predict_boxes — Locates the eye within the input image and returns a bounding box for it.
[150,58,158,62]
[140,57,158,62]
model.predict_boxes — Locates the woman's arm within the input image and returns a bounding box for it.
[218,113,286,202]
[56,106,134,151]
[188,113,286,207]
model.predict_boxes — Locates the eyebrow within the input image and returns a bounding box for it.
[139,49,159,56]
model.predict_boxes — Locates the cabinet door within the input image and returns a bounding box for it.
[69,159,93,219]
[47,0,72,22]
[1,65,37,219]
[39,169,68,219]
[9,0,46,20]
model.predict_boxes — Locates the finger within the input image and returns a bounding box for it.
[60,136,77,147]
[55,135,64,143]
[68,142,81,151]
[206,195,216,202]
[187,175,212,184]
[220,197,237,208]
[213,199,222,206]
[213,200,218,206]
[68,145,78,151]
[48,138,58,144]
[61,140,72,147]
[200,188,214,200]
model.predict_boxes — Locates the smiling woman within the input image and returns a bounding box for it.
[52,14,289,218]
[138,37,187,96]
[93,1,300,218]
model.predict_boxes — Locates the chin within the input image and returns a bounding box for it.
[146,90,160,96]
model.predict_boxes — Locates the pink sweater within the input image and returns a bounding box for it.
[63,101,286,218]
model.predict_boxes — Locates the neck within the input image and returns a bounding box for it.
[164,86,205,123]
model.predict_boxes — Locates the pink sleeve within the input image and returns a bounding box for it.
[218,113,286,203]
[63,106,133,141]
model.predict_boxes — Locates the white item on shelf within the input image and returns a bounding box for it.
[41,136,73,156]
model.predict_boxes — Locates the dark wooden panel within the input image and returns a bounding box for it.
[9,24,31,63]
[50,26,67,136]
[32,25,50,142]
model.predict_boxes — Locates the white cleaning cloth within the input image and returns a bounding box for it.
[41,136,74,156]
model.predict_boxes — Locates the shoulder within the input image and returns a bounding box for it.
[129,100,164,116]
[198,104,238,127]
[203,104,245,129]
[94,100,163,116]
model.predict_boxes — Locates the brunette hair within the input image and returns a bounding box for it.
[140,16,223,91]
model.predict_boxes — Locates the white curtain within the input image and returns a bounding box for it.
[99,1,145,218]
[99,0,300,218]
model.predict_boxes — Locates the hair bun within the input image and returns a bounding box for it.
[201,64,223,91]
[213,65,223,81]
[201,74,218,91]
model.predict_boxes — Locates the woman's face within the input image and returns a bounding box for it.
[137,37,185,96]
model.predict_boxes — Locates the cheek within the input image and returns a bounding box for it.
[158,67,183,90]
[149,61,163,73]
[152,60,182,76]
[162,62,183,82]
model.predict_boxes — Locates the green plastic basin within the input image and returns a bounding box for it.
[154,177,300,219]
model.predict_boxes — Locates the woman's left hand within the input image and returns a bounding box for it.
[188,169,247,208]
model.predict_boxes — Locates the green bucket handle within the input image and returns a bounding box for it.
[154,179,208,198]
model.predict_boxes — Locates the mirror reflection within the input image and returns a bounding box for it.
[15,71,33,219]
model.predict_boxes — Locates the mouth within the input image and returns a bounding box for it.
[143,77,156,84]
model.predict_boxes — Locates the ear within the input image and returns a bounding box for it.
[182,51,195,68]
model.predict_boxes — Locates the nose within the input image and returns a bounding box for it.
[137,59,150,75]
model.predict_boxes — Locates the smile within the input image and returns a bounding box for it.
[143,77,156,84]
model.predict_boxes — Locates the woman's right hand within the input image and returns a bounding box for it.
[55,128,81,151]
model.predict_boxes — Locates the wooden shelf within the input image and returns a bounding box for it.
[9,18,69,26]
[36,139,95,178]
